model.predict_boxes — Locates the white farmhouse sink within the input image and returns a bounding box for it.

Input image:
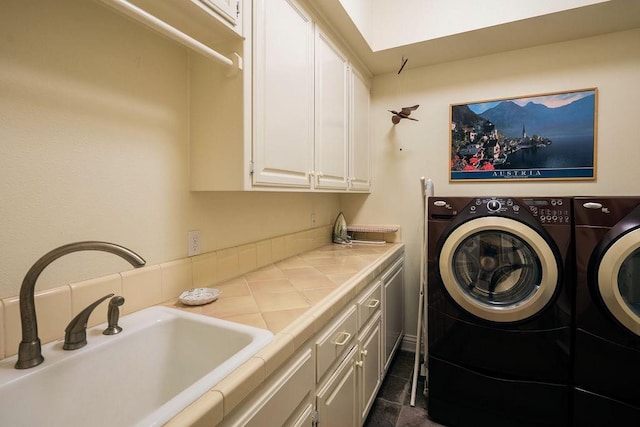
[0,306,274,426]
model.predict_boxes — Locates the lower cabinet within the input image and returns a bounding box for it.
[358,312,382,422]
[315,318,382,427]
[315,279,385,427]
[219,346,315,427]
[290,403,316,427]
[383,257,405,372]
[217,254,404,427]
[316,345,359,427]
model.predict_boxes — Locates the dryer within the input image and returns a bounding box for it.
[573,196,640,425]
[427,196,573,427]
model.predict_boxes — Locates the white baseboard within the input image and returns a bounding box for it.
[400,334,422,353]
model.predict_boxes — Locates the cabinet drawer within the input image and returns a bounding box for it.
[357,280,381,330]
[316,304,357,381]
[223,347,314,427]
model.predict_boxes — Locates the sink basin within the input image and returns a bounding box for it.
[0,306,274,426]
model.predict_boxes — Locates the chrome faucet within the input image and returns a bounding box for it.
[15,241,146,369]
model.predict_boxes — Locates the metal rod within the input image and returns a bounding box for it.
[410,177,429,406]
[100,0,240,71]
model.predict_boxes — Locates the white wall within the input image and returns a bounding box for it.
[343,0,609,51]
[338,0,372,42]
[0,0,339,299]
[342,29,640,337]
[3,0,638,343]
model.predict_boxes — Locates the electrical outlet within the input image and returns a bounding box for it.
[188,230,201,256]
[311,213,317,227]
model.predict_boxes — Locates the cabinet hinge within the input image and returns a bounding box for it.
[312,409,319,426]
[236,1,240,18]
[249,160,254,175]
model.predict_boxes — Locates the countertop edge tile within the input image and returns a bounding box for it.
[214,357,266,417]
[164,390,224,427]
[279,313,317,351]
[254,332,295,377]
[308,292,342,331]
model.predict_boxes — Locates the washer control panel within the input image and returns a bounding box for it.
[468,197,571,224]
[468,197,513,214]
[524,198,571,224]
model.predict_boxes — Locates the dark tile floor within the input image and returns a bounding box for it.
[364,351,445,427]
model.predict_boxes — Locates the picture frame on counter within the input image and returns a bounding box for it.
[449,88,598,181]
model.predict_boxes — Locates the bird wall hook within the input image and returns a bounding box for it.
[389,105,419,124]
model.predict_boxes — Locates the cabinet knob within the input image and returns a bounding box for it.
[361,349,368,358]
[355,361,364,368]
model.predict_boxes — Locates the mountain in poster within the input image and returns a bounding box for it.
[477,94,595,138]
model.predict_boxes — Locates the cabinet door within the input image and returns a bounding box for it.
[221,347,314,427]
[198,0,239,27]
[289,403,315,427]
[359,313,382,423]
[383,259,405,371]
[316,346,359,427]
[253,0,314,188]
[349,68,371,191]
[314,28,349,190]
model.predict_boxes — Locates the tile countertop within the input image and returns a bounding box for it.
[163,242,405,426]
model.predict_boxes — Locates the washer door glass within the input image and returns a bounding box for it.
[619,249,640,318]
[439,216,559,322]
[598,229,640,336]
[453,231,542,306]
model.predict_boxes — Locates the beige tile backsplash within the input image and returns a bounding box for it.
[192,251,218,288]
[121,265,163,315]
[0,226,332,360]
[237,244,257,275]
[160,259,193,302]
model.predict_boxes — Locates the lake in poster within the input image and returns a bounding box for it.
[450,88,597,181]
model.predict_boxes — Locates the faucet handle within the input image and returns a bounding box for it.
[103,296,125,335]
[64,293,113,350]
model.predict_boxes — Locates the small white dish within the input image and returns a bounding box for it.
[178,288,221,306]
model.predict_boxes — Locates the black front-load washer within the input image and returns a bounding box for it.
[427,197,573,427]
[573,196,640,425]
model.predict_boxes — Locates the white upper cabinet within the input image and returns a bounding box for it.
[252,0,370,192]
[314,28,350,191]
[252,0,315,188]
[349,67,371,191]
[108,0,245,40]
[188,0,371,192]
[197,0,240,28]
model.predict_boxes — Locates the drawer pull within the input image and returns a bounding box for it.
[366,299,380,309]
[355,361,364,368]
[361,349,368,357]
[333,332,352,346]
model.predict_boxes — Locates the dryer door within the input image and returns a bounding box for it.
[439,216,559,322]
[597,228,640,336]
